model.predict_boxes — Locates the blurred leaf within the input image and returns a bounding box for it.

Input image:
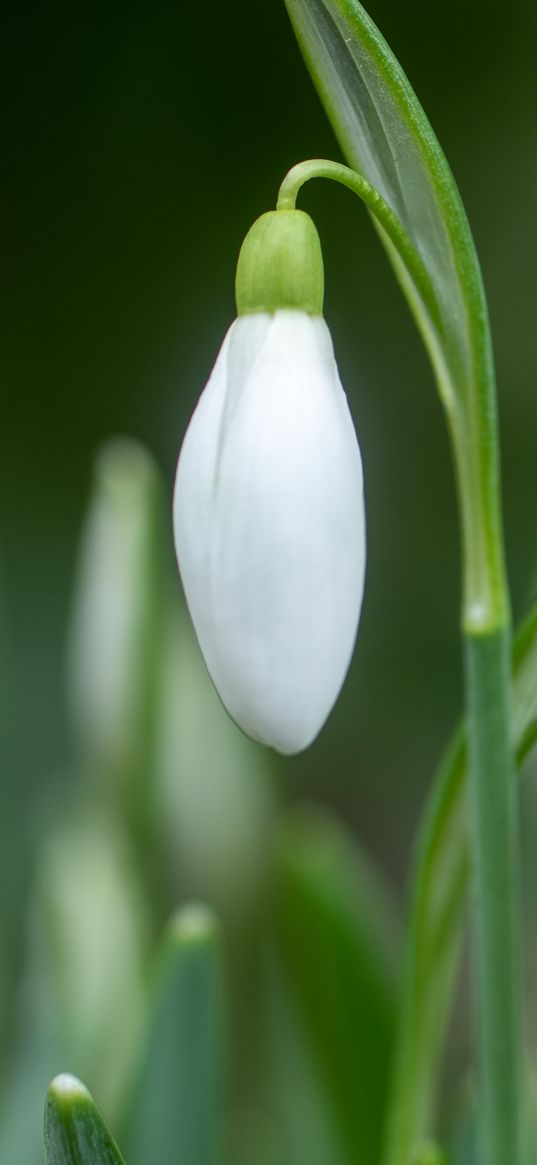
[44,1074,125,1165]
[34,807,148,1120]
[0,994,65,1165]
[522,1068,537,1165]
[0,559,8,1041]
[272,806,398,1165]
[446,1084,478,1165]
[410,1142,448,1165]
[383,600,537,1165]
[266,958,353,1165]
[121,904,225,1165]
[156,606,276,917]
[512,600,537,756]
[68,439,166,835]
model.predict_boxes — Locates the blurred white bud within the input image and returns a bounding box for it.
[68,439,163,782]
[173,309,366,754]
[34,809,148,1117]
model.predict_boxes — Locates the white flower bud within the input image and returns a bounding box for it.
[173,308,366,755]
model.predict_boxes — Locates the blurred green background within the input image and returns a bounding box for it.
[2,0,537,1159]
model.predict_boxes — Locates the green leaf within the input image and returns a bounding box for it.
[0,1004,65,1165]
[156,605,276,917]
[68,439,167,835]
[284,0,480,404]
[382,599,537,1165]
[267,959,352,1165]
[35,808,148,1120]
[410,1143,448,1165]
[284,0,505,629]
[121,905,225,1165]
[272,806,398,1164]
[44,1075,125,1165]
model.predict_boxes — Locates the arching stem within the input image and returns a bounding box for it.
[278,158,523,1165]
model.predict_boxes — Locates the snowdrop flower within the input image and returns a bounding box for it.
[173,209,366,754]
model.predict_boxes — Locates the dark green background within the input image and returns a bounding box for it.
[3,0,537,886]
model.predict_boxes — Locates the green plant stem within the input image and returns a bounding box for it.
[381,730,468,1165]
[381,569,537,1165]
[277,160,441,331]
[277,155,523,1164]
[465,627,521,1165]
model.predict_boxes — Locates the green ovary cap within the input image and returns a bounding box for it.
[235,209,324,316]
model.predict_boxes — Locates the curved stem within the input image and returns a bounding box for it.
[278,157,522,1165]
[277,159,441,334]
[278,158,509,635]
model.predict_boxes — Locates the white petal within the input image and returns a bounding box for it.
[173,309,366,754]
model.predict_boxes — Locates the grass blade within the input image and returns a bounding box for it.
[44,1074,125,1165]
[383,600,537,1165]
[283,0,483,409]
[273,806,397,1163]
[121,904,225,1165]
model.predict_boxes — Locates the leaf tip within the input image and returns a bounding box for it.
[48,1073,90,1102]
[167,902,221,948]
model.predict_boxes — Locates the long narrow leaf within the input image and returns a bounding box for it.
[383,600,537,1165]
[44,1075,125,1165]
[273,807,398,1164]
[284,0,483,404]
[0,1005,66,1165]
[68,439,166,840]
[267,959,352,1165]
[284,0,501,626]
[35,808,147,1120]
[121,904,225,1165]
[411,1144,447,1165]
[280,3,533,1155]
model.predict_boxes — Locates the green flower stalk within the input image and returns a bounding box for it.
[275,157,520,1165]
[280,0,523,1160]
[173,0,521,1159]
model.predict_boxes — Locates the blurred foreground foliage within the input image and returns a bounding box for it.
[1,440,537,1165]
[0,442,401,1165]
